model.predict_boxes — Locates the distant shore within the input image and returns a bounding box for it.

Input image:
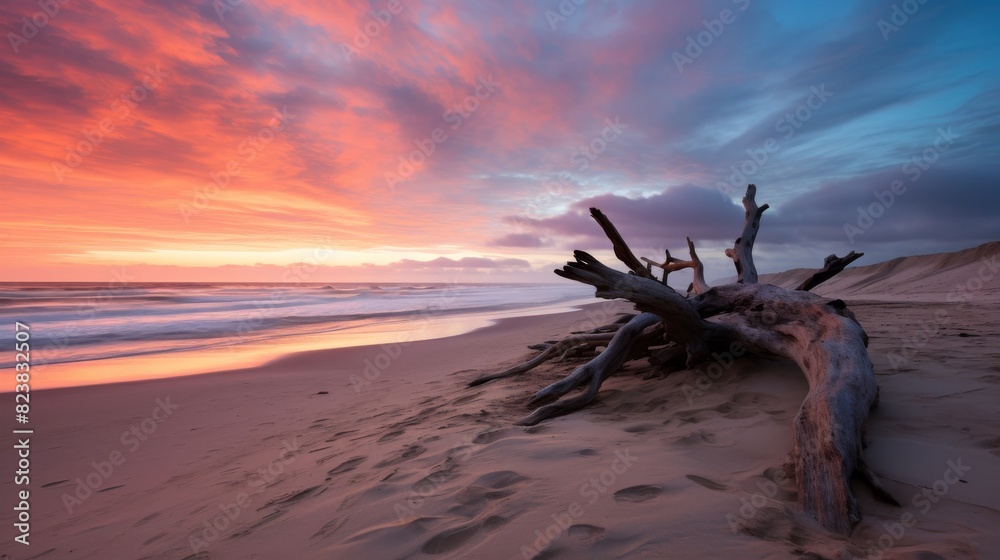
[0,282,595,390]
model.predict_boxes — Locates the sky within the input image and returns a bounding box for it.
[2,0,999,284]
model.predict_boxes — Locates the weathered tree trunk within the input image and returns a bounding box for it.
[694,284,879,533]
[474,184,885,534]
[724,184,768,284]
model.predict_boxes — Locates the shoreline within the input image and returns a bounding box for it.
[12,296,600,392]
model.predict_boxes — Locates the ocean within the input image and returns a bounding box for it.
[0,282,594,389]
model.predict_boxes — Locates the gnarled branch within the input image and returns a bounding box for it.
[639,237,709,294]
[516,312,663,425]
[797,251,864,291]
[468,332,615,387]
[589,208,654,279]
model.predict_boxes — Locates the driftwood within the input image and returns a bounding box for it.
[724,184,769,284]
[472,184,884,534]
[796,251,865,291]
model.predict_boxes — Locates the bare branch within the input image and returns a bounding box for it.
[797,251,864,291]
[468,332,614,386]
[686,237,709,294]
[589,208,655,279]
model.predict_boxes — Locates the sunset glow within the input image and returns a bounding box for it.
[3,0,999,282]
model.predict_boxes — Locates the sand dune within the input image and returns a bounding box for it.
[9,243,1000,559]
[762,241,1000,301]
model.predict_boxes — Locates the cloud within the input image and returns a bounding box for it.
[379,256,532,270]
[769,163,1000,246]
[2,0,999,281]
[505,184,744,249]
[503,162,1000,266]
[488,233,546,248]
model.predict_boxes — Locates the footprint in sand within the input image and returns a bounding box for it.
[686,474,729,491]
[263,485,324,508]
[308,445,334,454]
[134,512,160,527]
[674,430,717,446]
[421,521,481,554]
[142,532,167,545]
[451,392,481,406]
[472,428,515,444]
[412,467,460,492]
[613,485,663,503]
[327,456,367,476]
[623,423,658,433]
[452,485,516,507]
[311,515,349,539]
[377,429,405,443]
[472,470,528,489]
[642,396,670,412]
[448,489,512,518]
[230,510,285,538]
[422,515,509,555]
[568,524,606,543]
[714,401,761,420]
[375,445,427,468]
[330,429,358,439]
[672,407,714,423]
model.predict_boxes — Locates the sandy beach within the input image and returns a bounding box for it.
[7,245,1000,560]
[5,0,1000,558]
